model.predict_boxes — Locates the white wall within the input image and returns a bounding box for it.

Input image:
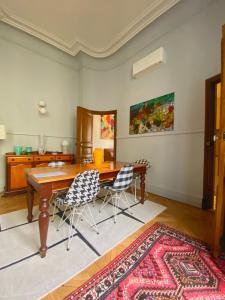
[0,23,79,192]
[78,0,225,207]
[0,0,224,207]
[78,65,122,111]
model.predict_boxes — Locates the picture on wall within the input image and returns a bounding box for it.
[129,92,174,135]
[101,114,114,139]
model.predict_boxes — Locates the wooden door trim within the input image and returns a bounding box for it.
[213,24,225,256]
[76,107,94,163]
[76,106,117,162]
[202,74,221,209]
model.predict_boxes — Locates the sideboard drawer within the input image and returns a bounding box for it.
[34,156,55,162]
[7,156,33,163]
[56,155,73,161]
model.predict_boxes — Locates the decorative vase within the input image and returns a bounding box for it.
[38,134,46,154]
[93,148,104,165]
[26,146,32,155]
[14,146,23,155]
[62,140,69,154]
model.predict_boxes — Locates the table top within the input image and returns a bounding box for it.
[26,161,145,184]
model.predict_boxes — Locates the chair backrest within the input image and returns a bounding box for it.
[113,165,133,191]
[66,170,100,205]
[82,158,94,164]
[135,159,150,169]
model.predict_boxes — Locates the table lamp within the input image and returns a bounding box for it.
[0,125,6,140]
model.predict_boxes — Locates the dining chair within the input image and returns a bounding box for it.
[99,165,134,223]
[81,157,114,204]
[132,159,150,202]
[82,158,94,164]
[52,170,100,250]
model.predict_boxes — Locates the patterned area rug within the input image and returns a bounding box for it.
[65,223,225,300]
[215,254,225,275]
[0,194,166,300]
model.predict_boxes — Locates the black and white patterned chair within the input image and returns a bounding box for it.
[132,159,150,202]
[82,158,94,164]
[100,165,134,223]
[52,170,100,250]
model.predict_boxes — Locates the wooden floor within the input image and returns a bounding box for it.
[0,192,214,300]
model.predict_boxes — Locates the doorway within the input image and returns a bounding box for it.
[76,106,117,163]
[93,114,115,161]
[202,74,221,210]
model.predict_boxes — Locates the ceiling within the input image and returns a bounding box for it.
[0,0,180,57]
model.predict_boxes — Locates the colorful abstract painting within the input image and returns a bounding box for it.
[101,114,114,139]
[129,93,174,135]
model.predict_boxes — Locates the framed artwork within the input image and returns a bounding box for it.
[101,114,114,139]
[129,92,174,135]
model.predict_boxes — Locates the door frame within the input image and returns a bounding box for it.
[76,106,117,162]
[213,24,225,256]
[202,74,221,209]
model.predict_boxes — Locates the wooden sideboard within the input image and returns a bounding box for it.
[4,152,74,196]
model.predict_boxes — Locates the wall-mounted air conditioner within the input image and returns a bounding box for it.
[132,47,165,78]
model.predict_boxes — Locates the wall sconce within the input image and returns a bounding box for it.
[38,101,48,115]
[0,124,6,140]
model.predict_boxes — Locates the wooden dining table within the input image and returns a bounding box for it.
[26,161,147,257]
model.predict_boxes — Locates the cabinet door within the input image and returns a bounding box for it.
[9,163,32,189]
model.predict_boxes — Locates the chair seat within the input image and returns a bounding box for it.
[54,195,66,206]
[54,194,95,207]
[100,178,114,185]
[102,181,128,192]
[102,181,114,190]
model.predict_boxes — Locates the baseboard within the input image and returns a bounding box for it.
[147,184,202,208]
[3,189,27,197]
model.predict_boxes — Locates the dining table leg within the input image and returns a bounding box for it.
[27,185,34,222]
[39,197,50,258]
[140,172,146,204]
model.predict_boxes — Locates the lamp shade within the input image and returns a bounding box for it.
[0,125,6,140]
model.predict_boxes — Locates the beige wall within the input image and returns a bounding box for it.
[77,0,225,207]
[0,23,79,192]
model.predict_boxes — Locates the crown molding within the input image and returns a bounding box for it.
[0,0,180,58]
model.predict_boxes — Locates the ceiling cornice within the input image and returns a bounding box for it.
[0,0,180,58]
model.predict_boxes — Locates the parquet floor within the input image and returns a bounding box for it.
[0,192,214,300]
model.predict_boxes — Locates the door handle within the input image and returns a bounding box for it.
[213,135,219,142]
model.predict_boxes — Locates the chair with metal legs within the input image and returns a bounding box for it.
[81,158,94,164]
[99,165,134,223]
[132,159,150,202]
[81,157,114,204]
[52,170,100,250]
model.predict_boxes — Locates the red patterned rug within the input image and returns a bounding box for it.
[64,223,225,300]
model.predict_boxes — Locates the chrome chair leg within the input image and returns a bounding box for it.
[123,191,134,215]
[66,204,99,251]
[51,202,57,222]
[57,204,71,231]
[99,190,112,212]
[112,193,120,223]
[67,208,78,251]
[85,203,99,234]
